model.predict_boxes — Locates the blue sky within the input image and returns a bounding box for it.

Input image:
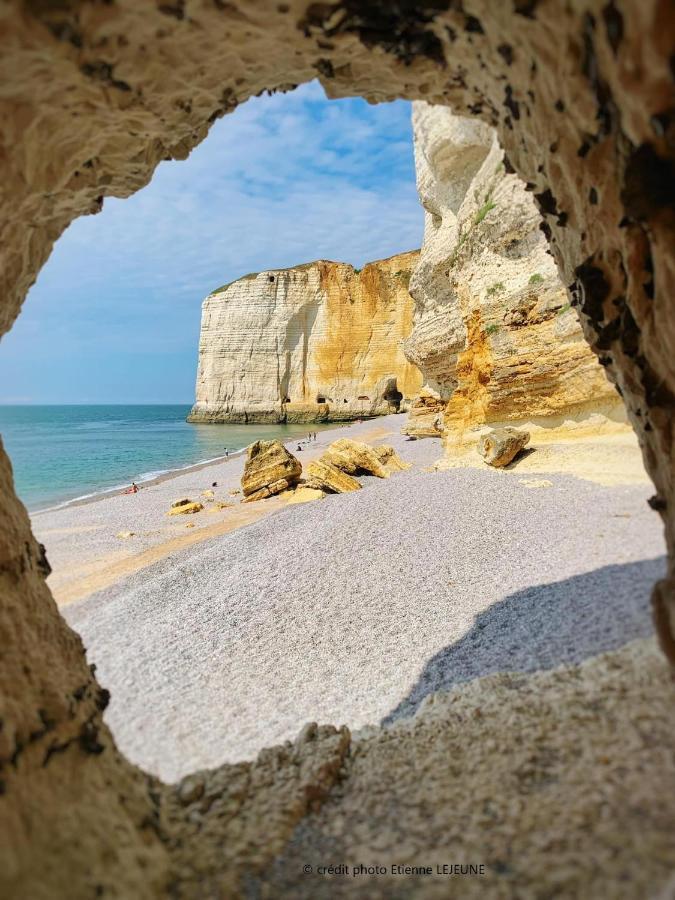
[0,82,422,404]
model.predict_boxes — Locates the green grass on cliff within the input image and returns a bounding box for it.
[474,198,497,225]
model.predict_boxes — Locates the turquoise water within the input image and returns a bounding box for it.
[0,405,335,511]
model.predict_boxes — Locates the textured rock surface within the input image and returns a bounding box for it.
[322,438,390,478]
[242,478,295,503]
[478,427,530,468]
[404,103,624,443]
[1,2,675,897]
[250,640,675,899]
[188,254,423,423]
[372,444,410,473]
[241,440,302,500]
[304,459,361,494]
[402,387,446,438]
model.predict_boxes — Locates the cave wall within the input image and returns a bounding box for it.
[1,1,674,895]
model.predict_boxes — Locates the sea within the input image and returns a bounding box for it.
[0,405,335,512]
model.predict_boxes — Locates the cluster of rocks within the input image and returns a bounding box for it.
[241,437,410,503]
[163,428,526,520]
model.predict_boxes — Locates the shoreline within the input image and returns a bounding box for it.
[33,415,401,605]
[30,417,369,516]
[30,447,247,516]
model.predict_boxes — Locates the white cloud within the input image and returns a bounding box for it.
[0,82,423,402]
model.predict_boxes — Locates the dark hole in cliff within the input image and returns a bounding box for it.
[383,378,403,410]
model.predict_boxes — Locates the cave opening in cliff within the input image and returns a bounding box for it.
[2,73,665,783]
[2,3,675,895]
[383,378,403,411]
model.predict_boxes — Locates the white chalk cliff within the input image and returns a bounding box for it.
[188,252,422,424]
[404,103,623,441]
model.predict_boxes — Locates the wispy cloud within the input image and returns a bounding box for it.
[0,82,422,403]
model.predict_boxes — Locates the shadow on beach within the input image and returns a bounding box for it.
[383,556,666,726]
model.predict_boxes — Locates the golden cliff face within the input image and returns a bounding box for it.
[188,251,422,424]
[404,104,625,444]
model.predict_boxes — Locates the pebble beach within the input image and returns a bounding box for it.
[38,414,666,783]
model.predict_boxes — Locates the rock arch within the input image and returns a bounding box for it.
[1,2,674,895]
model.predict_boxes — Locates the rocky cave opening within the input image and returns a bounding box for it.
[2,2,674,897]
[382,378,404,410]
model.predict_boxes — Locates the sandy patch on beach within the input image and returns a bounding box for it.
[439,427,648,486]
[51,498,286,604]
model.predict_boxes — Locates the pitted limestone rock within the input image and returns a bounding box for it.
[404,104,623,445]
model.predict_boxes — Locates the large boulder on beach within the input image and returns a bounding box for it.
[322,438,389,479]
[241,440,302,500]
[478,428,530,468]
[304,459,361,494]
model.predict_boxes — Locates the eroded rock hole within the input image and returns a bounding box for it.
[2,4,675,896]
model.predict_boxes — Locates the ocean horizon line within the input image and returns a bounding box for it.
[0,401,194,407]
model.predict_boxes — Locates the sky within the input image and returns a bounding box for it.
[0,81,423,404]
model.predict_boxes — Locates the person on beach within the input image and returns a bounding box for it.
[123,482,138,495]
[224,448,229,457]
